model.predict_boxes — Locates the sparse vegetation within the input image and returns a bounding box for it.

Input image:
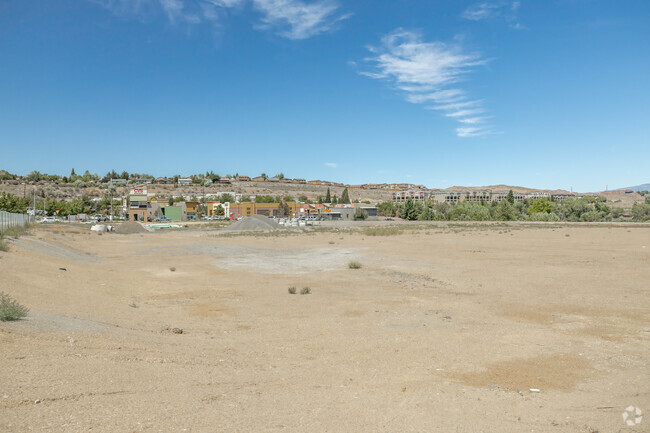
[0,292,29,321]
[2,224,30,238]
[364,227,402,236]
[169,267,176,272]
[288,286,297,294]
[0,237,8,252]
[353,208,368,220]
[0,223,31,252]
[376,195,645,223]
[300,287,311,295]
[348,261,362,269]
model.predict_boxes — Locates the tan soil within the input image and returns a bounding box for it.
[1,223,648,432]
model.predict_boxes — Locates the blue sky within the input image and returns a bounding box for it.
[1,0,648,191]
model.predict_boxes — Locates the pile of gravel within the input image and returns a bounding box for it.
[115,221,148,234]
[222,215,283,232]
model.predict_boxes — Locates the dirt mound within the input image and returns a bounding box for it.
[222,214,283,232]
[115,221,148,234]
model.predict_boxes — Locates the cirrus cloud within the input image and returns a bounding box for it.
[252,0,350,40]
[91,0,348,39]
[361,29,493,137]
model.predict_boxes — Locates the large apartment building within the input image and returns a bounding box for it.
[392,190,427,203]
[395,189,577,204]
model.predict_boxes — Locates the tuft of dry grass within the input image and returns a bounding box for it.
[2,224,30,238]
[0,292,29,321]
[364,227,402,237]
[348,261,362,269]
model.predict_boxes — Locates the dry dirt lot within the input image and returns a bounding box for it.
[1,223,649,432]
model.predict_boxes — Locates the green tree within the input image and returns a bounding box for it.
[0,192,30,213]
[255,195,276,203]
[400,198,419,221]
[219,193,235,203]
[261,173,268,180]
[528,198,553,215]
[279,201,291,217]
[0,170,16,181]
[448,202,490,221]
[325,188,331,203]
[340,187,350,204]
[377,201,398,217]
[275,173,285,180]
[631,202,650,221]
[506,190,515,205]
[25,171,42,182]
[353,208,368,220]
[494,199,517,221]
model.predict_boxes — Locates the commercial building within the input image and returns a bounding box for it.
[354,204,378,217]
[229,202,298,219]
[184,201,199,219]
[207,201,230,217]
[160,206,182,221]
[128,186,148,222]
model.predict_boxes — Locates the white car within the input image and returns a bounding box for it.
[39,217,57,223]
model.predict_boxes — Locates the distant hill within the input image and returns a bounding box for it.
[440,184,572,194]
[618,183,650,192]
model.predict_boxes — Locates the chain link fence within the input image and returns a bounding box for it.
[0,211,34,231]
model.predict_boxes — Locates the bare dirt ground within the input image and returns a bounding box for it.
[1,222,648,432]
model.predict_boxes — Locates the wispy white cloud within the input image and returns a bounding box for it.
[461,2,502,21]
[461,1,522,28]
[92,0,244,26]
[92,0,348,39]
[324,162,338,168]
[362,29,492,137]
[252,0,350,40]
[456,126,489,138]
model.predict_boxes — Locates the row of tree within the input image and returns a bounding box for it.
[378,194,650,222]
[0,169,293,185]
[0,192,122,216]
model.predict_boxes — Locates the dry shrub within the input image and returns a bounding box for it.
[0,292,29,321]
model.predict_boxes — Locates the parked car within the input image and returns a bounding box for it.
[154,217,172,222]
[39,216,57,223]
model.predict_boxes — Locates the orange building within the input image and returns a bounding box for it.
[229,202,298,219]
